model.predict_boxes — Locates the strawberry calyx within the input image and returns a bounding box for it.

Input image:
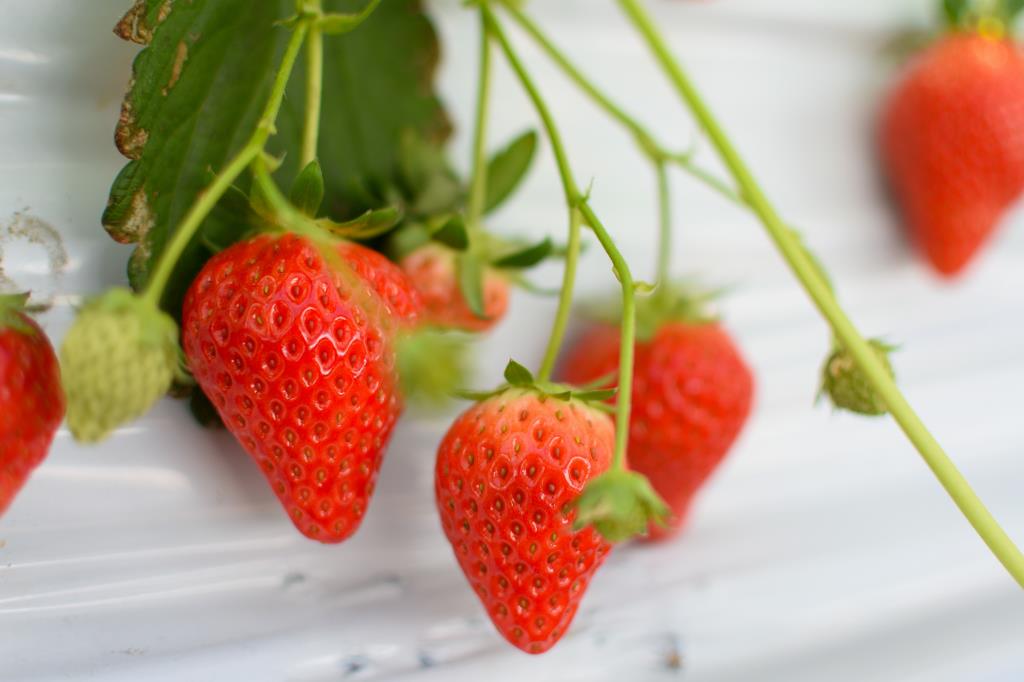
[941,0,1020,38]
[584,281,720,341]
[456,359,617,410]
[573,468,670,542]
[0,292,33,334]
[397,328,474,408]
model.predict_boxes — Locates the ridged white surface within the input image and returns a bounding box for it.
[1,1,1022,680]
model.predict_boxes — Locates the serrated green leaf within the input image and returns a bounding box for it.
[431,215,470,250]
[104,0,450,317]
[457,251,487,318]
[318,206,403,239]
[290,159,325,216]
[492,237,553,269]
[273,0,452,218]
[503,359,534,386]
[484,129,537,213]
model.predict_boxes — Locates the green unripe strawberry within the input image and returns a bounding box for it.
[61,288,180,443]
[820,339,894,416]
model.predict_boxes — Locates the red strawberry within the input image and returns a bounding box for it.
[182,234,420,543]
[562,321,753,539]
[0,295,65,515]
[880,33,1024,276]
[435,387,614,654]
[400,243,509,332]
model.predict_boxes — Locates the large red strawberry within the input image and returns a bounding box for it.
[182,234,420,543]
[562,317,753,540]
[400,243,509,332]
[880,33,1024,276]
[0,294,65,515]
[435,381,615,654]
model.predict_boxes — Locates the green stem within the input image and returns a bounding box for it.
[654,161,671,289]
[301,1,324,168]
[466,13,493,236]
[142,23,310,308]
[537,207,581,381]
[618,0,1024,587]
[483,4,636,471]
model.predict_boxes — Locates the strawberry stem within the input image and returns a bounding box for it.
[482,4,636,472]
[654,160,672,294]
[618,0,1024,587]
[141,20,311,309]
[301,0,324,168]
[466,14,493,239]
[537,207,582,381]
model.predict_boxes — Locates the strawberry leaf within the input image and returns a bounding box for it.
[291,160,326,217]
[457,251,487,318]
[104,0,449,316]
[492,237,553,269]
[484,130,537,213]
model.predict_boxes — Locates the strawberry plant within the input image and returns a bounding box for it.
[1,0,1021,658]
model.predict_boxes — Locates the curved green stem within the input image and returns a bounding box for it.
[301,0,324,167]
[466,13,493,236]
[537,207,581,381]
[654,161,671,289]
[618,0,1024,587]
[142,22,310,308]
[483,4,636,470]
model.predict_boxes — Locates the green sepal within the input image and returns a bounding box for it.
[491,237,552,269]
[431,215,470,251]
[0,292,33,334]
[503,359,535,386]
[290,159,326,217]
[942,0,970,27]
[318,206,403,240]
[484,129,538,213]
[456,251,487,318]
[819,338,896,417]
[573,469,670,543]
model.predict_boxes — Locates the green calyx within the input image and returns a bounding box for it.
[397,328,474,409]
[0,292,33,334]
[941,0,1021,36]
[820,338,896,417]
[573,468,670,543]
[61,288,183,443]
[457,359,616,410]
[585,281,720,341]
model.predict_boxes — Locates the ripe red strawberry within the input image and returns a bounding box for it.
[880,33,1024,276]
[0,295,65,515]
[400,243,509,332]
[435,387,614,654]
[182,234,421,543]
[562,321,753,539]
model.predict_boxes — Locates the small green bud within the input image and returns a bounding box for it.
[61,288,180,443]
[573,469,669,543]
[820,339,895,417]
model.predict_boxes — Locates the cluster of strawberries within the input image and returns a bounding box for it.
[4,2,1024,656]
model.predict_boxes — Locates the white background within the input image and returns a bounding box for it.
[1,1,1023,680]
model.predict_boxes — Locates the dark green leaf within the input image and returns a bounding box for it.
[503,359,535,386]
[431,215,469,251]
[457,252,487,318]
[942,0,969,26]
[484,130,537,213]
[104,0,450,316]
[290,160,325,216]
[398,130,463,216]
[492,237,553,269]
[319,206,403,239]
[273,0,452,219]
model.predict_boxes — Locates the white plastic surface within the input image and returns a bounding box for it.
[1,1,1023,680]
